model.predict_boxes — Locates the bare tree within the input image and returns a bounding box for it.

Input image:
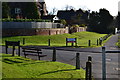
[49,7,57,15]
[64,5,75,10]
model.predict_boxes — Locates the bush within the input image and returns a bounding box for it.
[2,18,51,22]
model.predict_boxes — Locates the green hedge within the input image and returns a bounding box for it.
[1,18,51,22]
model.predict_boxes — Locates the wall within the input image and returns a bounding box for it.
[2,28,68,37]
[2,22,64,29]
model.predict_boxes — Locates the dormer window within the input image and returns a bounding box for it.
[15,8,21,14]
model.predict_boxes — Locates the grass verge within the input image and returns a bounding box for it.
[2,31,108,47]
[116,36,120,48]
[2,54,85,79]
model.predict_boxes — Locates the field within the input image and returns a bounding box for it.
[2,31,108,47]
[2,54,85,79]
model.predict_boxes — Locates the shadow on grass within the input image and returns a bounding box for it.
[2,54,14,57]
[39,69,77,76]
[2,78,82,80]
[21,61,50,66]
[3,59,23,64]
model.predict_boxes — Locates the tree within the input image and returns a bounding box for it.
[88,8,113,33]
[22,2,40,19]
[116,12,120,30]
[60,19,67,25]
[49,7,57,15]
[2,2,10,18]
[64,5,75,10]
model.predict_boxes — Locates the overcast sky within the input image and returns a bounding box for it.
[45,0,120,16]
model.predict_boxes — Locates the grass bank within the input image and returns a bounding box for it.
[116,36,120,48]
[2,31,108,47]
[2,54,85,79]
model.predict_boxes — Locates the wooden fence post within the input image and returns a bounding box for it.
[88,56,92,62]
[12,46,15,56]
[76,53,80,69]
[85,61,92,80]
[48,39,50,46]
[75,38,77,46]
[18,41,20,56]
[97,39,99,46]
[66,38,68,46]
[52,47,56,61]
[23,38,25,45]
[5,41,8,54]
[102,47,106,80]
[88,40,91,46]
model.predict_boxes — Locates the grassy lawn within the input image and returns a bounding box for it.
[2,54,85,79]
[116,36,120,48]
[2,31,108,47]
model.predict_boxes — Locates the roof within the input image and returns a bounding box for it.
[57,10,76,20]
[41,15,56,20]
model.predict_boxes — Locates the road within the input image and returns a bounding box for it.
[2,34,120,79]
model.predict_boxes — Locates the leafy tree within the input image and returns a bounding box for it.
[2,2,10,18]
[116,12,120,30]
[60,19,67,25]
[22,2,40,19]
[88,8,113,33]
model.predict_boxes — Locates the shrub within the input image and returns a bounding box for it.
[2,18,51,22]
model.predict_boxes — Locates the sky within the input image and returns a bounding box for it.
[45,0,120,16]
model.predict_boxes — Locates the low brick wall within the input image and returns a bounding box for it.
[2,28,68,37]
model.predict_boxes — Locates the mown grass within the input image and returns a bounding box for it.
[116,36,120,48]
[2,31,108,47]
[2,54,85,79]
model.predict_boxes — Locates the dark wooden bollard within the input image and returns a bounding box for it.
[97,39,99,46]
[52,47,56,61]
[12,46,15,56]
[23,38,25,45]
[66,38,68,46]
[88,56,92,62]
[85,61,92,80]
[88,40,91,46]
[48,39,50,46]
[76,53,80,69]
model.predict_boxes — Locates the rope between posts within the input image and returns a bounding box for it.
[57,53,86,69]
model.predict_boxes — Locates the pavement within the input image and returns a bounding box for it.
[1,34,120,79]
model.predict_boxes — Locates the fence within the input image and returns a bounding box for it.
[2,22,64,29]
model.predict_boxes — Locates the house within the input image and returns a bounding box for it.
[57,9,89,25]
[3,1,48,19]
[42,15,59,22]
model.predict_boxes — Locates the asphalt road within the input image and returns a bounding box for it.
[1,34,120,79]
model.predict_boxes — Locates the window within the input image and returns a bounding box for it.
[15,8,21,14]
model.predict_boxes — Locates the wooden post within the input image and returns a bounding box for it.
[88,40,91,46]
[88,56,92,62]
[76,53,80,69]
[97,39,99,46]
[12,46,15,56]
[23,38,25,45]
[102,47,106,80]
[48,39,50,46]
[5,41,8,54]
[5,45,8,54]
[66,38,68,46]
[75,38,77,46]
[18,41,20,56]
[85,61,92,80]
[72,42,74,46]
[52,47,56,61]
